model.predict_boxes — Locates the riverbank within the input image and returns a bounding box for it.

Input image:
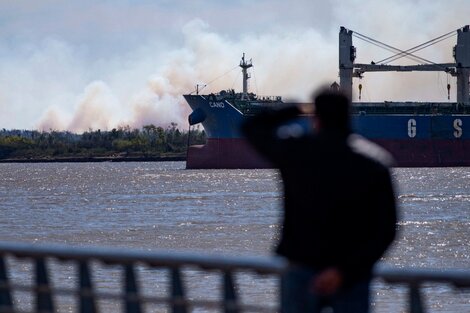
[0,126,205,163]
[0,155,186,163]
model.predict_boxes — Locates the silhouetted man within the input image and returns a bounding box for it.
[242,89,397,313]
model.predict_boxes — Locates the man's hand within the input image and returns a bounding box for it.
[311,267,343,296]
[298,103,315,114]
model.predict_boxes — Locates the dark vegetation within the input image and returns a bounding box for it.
[0,123,206,161]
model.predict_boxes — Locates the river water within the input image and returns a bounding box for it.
[0,162,469,312]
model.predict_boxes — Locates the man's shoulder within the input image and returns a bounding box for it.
[347,134,395,169]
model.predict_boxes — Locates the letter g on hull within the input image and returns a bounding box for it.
[408,119,417,138]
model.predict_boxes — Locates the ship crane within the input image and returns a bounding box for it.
[339,25,470,104]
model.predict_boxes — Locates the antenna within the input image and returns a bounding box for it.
[239,53,253,100]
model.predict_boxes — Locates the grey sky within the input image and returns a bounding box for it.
[0,1,335,53]
[0,0,469,130]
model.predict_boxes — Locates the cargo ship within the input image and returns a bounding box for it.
[183,26,470,169]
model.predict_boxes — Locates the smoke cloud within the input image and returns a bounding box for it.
[32,19,338,133]
[1,0,469,132]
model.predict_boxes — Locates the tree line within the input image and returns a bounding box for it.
[0,123,206,160]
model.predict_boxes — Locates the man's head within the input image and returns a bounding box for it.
[313,89,351,134]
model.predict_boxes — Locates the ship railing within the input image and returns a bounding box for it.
[0,241,469,313]
[256,96,282,102]
[352,102,470,115]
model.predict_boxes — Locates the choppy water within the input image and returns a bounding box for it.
[0,162,469,312]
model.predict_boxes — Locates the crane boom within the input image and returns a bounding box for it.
[339,26,470,104]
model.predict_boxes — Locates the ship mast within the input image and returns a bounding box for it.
[240,53,253,100]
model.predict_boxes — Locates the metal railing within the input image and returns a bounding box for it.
[0,241,469,313]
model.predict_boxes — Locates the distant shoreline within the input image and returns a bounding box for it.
[0,155,186,163]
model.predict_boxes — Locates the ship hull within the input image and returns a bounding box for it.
[186,138,271,169]
[186,138,470,169]
[184,95,470,169]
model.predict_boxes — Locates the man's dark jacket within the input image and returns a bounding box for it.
[242,106,397,284]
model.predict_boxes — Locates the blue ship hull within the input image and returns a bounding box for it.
[184,95,470,168]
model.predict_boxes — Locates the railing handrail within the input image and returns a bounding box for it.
[375,266,470,287]
[2,241,470,283]
[0,241,286,273]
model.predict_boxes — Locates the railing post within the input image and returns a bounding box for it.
[35,258,55,313]
[170,268,187,313]
[279,272,286,313]
[223,271,239,313]
[124,264,142,313]
[0,256,12,311]
[409,284,425,313]
[79,261,97,313]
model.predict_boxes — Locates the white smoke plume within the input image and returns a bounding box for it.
[1,0,469,132]
[32,19,338,133]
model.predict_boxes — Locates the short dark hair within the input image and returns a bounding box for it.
[313,89,351,133]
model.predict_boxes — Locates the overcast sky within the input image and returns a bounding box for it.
[1,0,469,131]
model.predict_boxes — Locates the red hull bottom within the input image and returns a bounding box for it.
[186,139,271,169]
[186,138,470,169]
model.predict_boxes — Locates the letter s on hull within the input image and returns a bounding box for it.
[454,119,463,138]
[408,119,417,138]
